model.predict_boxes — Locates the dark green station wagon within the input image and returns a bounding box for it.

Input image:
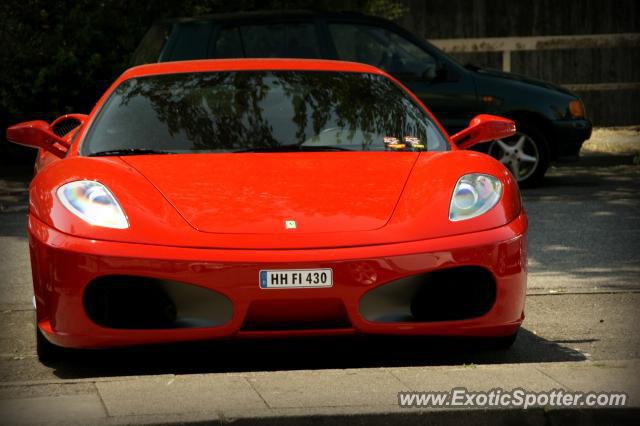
[132,10,592,186]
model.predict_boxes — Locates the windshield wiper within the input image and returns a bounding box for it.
[233,145,354,153]
[88,148,177,157]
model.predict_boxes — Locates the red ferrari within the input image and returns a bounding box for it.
[6,59,526,361]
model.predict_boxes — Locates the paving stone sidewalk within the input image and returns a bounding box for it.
[0,359,638,425]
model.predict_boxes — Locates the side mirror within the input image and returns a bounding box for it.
[422,64,437,81]
[6,120,71,158]
[6,114,87,158]
[450,114,516,150]
[422,62,447,82]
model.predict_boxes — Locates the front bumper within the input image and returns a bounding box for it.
[29,212,527,349]
[549,118,592,162]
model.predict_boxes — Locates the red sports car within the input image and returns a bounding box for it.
[6,59,526,361]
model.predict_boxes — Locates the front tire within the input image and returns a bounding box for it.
[487,123,549,187]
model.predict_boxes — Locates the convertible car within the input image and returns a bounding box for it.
[7,59,527,361]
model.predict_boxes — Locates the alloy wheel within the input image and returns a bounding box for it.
[488,132,540,181]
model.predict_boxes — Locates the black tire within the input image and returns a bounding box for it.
[36,326,64,363]
[486,122,549,188]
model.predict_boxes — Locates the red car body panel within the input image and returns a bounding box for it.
[15,59,527,349]
[122,152,419,234]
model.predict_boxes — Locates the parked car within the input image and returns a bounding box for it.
[7,59,526,360]
[132,10,592,186]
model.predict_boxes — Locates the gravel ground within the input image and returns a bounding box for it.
[582,126,640,155]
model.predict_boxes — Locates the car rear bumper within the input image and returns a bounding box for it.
[28,212,528,349]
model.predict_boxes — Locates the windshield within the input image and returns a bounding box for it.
[81,71,448,155]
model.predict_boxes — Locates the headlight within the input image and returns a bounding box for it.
[57,180,128,229]
[449,174,502,221]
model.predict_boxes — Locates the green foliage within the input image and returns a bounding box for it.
[0,0,406,163]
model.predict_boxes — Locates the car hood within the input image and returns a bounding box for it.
[473,67,575,96]
[123,152,419,235]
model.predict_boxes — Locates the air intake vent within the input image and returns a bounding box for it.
[52,118,81,137]
[359,266,496,323]
[84,275,233,329]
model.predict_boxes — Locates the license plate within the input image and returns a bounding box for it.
[259,269,333,289]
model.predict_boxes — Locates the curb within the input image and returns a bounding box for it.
[3,398,639,426]
[569,152,637,167]
[210,407,639,426]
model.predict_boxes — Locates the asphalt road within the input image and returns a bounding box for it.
[0,160,638,384]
